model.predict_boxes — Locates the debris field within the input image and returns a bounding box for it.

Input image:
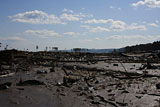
[1,50,160,107]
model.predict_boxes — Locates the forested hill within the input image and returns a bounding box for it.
[123,41,160,53]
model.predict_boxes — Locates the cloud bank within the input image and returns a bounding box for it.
[132,0,160,8]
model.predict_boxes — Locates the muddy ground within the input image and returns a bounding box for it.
[1,50,160,107]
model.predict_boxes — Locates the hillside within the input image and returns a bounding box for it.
[122,41,160,53]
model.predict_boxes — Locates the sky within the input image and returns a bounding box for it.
[0,0,160,51]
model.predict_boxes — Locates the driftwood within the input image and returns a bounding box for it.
[0,72,15,78]
[95,95,119,107]
[62,68,69,76]
[148,94,160,96]
[109,71,160,79]
[63,64,160,80]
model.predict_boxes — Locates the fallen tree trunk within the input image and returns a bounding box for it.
[63,64,160,79]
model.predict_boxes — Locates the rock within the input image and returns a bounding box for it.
[88,61,91,65]
[113,64,118,66]
[156,83,160,89]
[56,88,60,92]
[107,89,112,92]
[63,76,68,87]
[16,80,45,86]
[77,87,83,91]
[56,82,63,86]
[0,82,12,90]
[90,101,100,105]
[88,96,94,100]
[62,76,79,87]
[60,93,66,96]
[136,96,143,99]
[89,87,94,91]
[116,102,128,106]
[37,70,48,74]
[78,92,87,96]
[16,88,24,90]
[95,80,99,84]
[121,90,129,94]
[73,65,77,70]
[130,68,134,70]
[50,67,55,72]
[10,99,20,105]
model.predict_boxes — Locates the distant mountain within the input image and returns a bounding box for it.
[57,48,115,53]
[87,49,114,53]
[50,41,160,53]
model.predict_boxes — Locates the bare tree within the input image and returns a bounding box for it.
[73,48,81,52]
[45,46,48,51]
[36,45,38,51]
[4,45,8,50]
[52,47,58,51]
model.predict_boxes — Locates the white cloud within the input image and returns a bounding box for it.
[148,23,159,27]
[83,19,125,25]
[82,8,85,10]
[79,39,93,43]
[24,29,60,38]
[63,32,81,37]
[84,19,121,25]
[79,12,93,18]
[107,35,147,40]
[109,23,126,31]
[9,10,65,24]
[0,36,25,41]
[142,21,147,24]
[9,9,93,24]
[156,20,159,23]
[60,12,93,21]
[61,8,93,21]
[95,37,100,40]
[83,19,126,30]
[106,35,160,41]
[63,8,74,13]
[84,39,92,42]
[83,19,146,32]
[109,6,114,9]
[132,0,160,8]
[127,23,146,30]
[60,13,80,21]
[109,6,121,10]
[81,25,110,32]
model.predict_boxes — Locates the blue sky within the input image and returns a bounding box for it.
[0,0,160,51]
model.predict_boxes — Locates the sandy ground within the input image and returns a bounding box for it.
[1,61,160,107]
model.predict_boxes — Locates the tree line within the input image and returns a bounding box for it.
[123,41,160,53]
